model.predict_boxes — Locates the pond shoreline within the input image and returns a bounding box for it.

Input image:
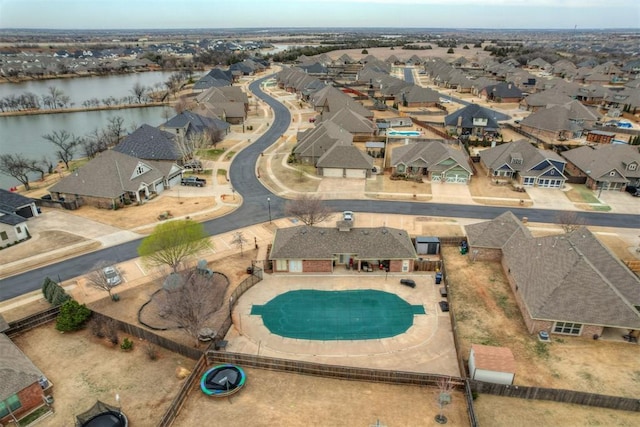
[0,101,170,117]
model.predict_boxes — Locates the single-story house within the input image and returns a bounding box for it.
[0,189,38,248]
[115,124,187,164]
[479,140,567,188]
[269,225,417,273]
[480,82,523,103]
[0,326,51,425]
[293,121,353,165]
[562,144,640,191]
[469,344,516,385]
[390,140,473,184]
[316,143,374,179]
[444,104,500,138]
[465,213,640,338]
[160,110,230,143]
[465,211,532,262]
[49,150,183,209]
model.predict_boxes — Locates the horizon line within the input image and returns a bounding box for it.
[1,26,639,32]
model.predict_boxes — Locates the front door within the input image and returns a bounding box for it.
[289,260,303,273]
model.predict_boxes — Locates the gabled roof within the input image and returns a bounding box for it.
[521,89,575,108]
[50,150,167,198]
[204,68,233,82]
[502,227,640,328]
[465,211,532,249]
[483,82,523,99]
[0,211,27,226]
[471,344,516,374]
[521,101,600,132]
[444,104,500,129]
[294,121,353,158]
[317,143,373,169]
[162,110,229,134]
[114,124,181,161]
[195,86,248,104]
[270,226,417,260]
[193,75,231,90]
[324,107,376,134]
[391,140,473,175]
[480,140,566,175]
[561,144,640,181]
[397,85,440,104]
[309,85,372,118]
[298,62,328,74]
[0,188,36,211]
[0,333,45,401]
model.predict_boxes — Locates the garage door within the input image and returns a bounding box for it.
[289,260,303,273]
[445,174,468,184]
[15,205,35,218]
[155,181,165,194]
[323,168,343,178]
[432,175,441,183]
[345,169,366,179]
[168,174,182,188]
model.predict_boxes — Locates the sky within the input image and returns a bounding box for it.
[0,0,638,30]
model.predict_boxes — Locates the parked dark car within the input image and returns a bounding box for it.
[624,185,640,197]
[439,301,450,312]
[181,176,207,187]
[400,279,416,288]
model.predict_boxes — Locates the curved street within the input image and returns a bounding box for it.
[1,74,640,301]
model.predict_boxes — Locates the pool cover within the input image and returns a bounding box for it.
[251,289,425,340]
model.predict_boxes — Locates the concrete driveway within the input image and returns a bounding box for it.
[525,187,577,211]
[598,190,640,214]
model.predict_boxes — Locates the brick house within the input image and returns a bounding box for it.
[465,213,640,338]
[0,327,52,425]
[269,224,417,273]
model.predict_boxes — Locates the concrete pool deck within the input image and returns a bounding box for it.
[223,273,461,377]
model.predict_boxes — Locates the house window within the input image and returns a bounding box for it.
[397,164,406,173]
[16,226,21,234]
[609,171,615,176]
[0,394,22,418]
[276,259,287,271]
[0,231,8,241]
[137,166,145,175]
[553,321,582,335]
[629,164,637,171]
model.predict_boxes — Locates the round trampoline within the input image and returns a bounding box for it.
[200,364,246,397]
[251,289,425,340]
[76,401,128,427]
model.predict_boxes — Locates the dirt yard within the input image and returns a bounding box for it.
[13,326,194,427]
[174,368,468,427]
[442,246,640,399]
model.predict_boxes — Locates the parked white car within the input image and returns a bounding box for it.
[103,266,122,286]
[343,211,354,221]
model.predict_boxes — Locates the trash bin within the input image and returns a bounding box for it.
[435,272,442,284]
[247,267,253,274]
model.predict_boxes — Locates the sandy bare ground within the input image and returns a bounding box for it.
[443,246,640,398]
[13,326,194,427]
[174,368,468,427]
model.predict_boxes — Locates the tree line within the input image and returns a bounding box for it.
[0,115,126,190]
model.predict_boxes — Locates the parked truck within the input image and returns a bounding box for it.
[181,176,206,187]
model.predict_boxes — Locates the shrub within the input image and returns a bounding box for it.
[104,318,119,345]
[89,317,105,338]
[120,337,134,351]
[144,343,159,361]
[51,286,70,306]
[55,300,91,332]
[42,277,57,303]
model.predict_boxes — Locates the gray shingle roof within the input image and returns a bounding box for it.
[270,226,417,260]
[0,189,36,211]
[391,140,473,175]
[444,104,500,129]
[479,140,566,176]
[115,124,181,161]
[162,110,229,135]
[49,150,167,198]
[317,143,373,169]
[561,144,640,182]
[323,107,375,134]
[0,333,45,401]
[502,227,640,328]
[465,211,532,249]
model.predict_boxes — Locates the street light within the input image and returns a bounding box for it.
[267,197,272,223]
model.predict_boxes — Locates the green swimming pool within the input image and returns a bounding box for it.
[250,289,425,341]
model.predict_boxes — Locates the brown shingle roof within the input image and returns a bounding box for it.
[471,344,516,373]
[0,334,44,401]
[465,211,532,249]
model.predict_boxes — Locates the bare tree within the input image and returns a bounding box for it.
[107,115,125,146]
[159,269,229,346]
[0,153,35,190]
[230,231,249,256]
[85,261,121,301]
[130,82,148,104]
[42,130,81,170]
[556,211,586,234]
[284,194,334,226]
[435,377,454,424]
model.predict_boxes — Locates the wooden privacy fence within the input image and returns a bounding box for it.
[207,351,465,388]
[156,354,207,427]
[471,380,640,412]
[91,311,203,360]
[624,259,640,273]
[5,306,60,337]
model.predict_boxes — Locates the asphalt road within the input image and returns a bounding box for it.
[1,74,639,302]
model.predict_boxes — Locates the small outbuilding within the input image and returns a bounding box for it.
[468,344,516,385]
[415,236,440,255]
